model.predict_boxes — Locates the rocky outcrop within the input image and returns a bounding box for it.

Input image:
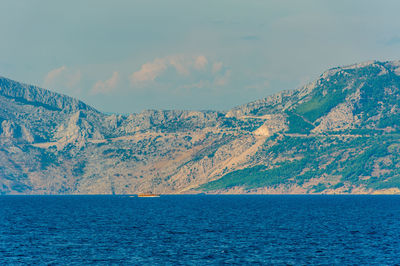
[54,111,104,149]
[312,100,359,133]
[226,90,298,117]
[1,120,21,139]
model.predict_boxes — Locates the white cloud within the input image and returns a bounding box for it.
[130,54,210,86]
[43,66,82,89]
[194,55,208,70]
[168,55,190,75]
[66,71,82,87]
[43,66,67,87]
[130,58,167,84]
[91,71,120,95]
[212,62,223,74]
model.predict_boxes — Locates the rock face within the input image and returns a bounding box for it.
[2,60,400,194]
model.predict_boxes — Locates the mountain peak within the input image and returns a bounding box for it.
[321,60,400,79]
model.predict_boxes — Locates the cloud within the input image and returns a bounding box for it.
[168,55,190,75]
[212,62,223,74]
[194,55,208,70]
[177,68,231,91]
[129,54,231,93]
[130,54,209,86]
[214,70,231,87]
[66,71,82,87]
[130,58,167,84]
[91,71,120,95]
[44,66,67,87]
[43,66,82,92]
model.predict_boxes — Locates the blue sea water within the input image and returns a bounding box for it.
[1,195,400,265]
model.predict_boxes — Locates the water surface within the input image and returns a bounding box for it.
[1,195,400,264]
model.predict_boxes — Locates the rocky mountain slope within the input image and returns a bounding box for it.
[2,60,400,194]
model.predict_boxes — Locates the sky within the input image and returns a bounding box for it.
[1,0,400,114]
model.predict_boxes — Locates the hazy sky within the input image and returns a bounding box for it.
[1,0,400,113]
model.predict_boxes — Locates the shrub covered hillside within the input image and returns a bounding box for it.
[202,60,400,194]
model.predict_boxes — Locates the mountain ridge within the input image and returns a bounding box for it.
[0,76,96,113]
[2,60,400,194]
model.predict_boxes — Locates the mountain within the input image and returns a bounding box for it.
[2,60,400,194]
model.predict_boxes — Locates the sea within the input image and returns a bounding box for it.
[1,195,400,265]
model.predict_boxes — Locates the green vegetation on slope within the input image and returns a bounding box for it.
[200,158,309,191]
[294,86,349,122]
[286,111,314,134]
[201,133,400,192]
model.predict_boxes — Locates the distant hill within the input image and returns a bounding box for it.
[2,60,400,194]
